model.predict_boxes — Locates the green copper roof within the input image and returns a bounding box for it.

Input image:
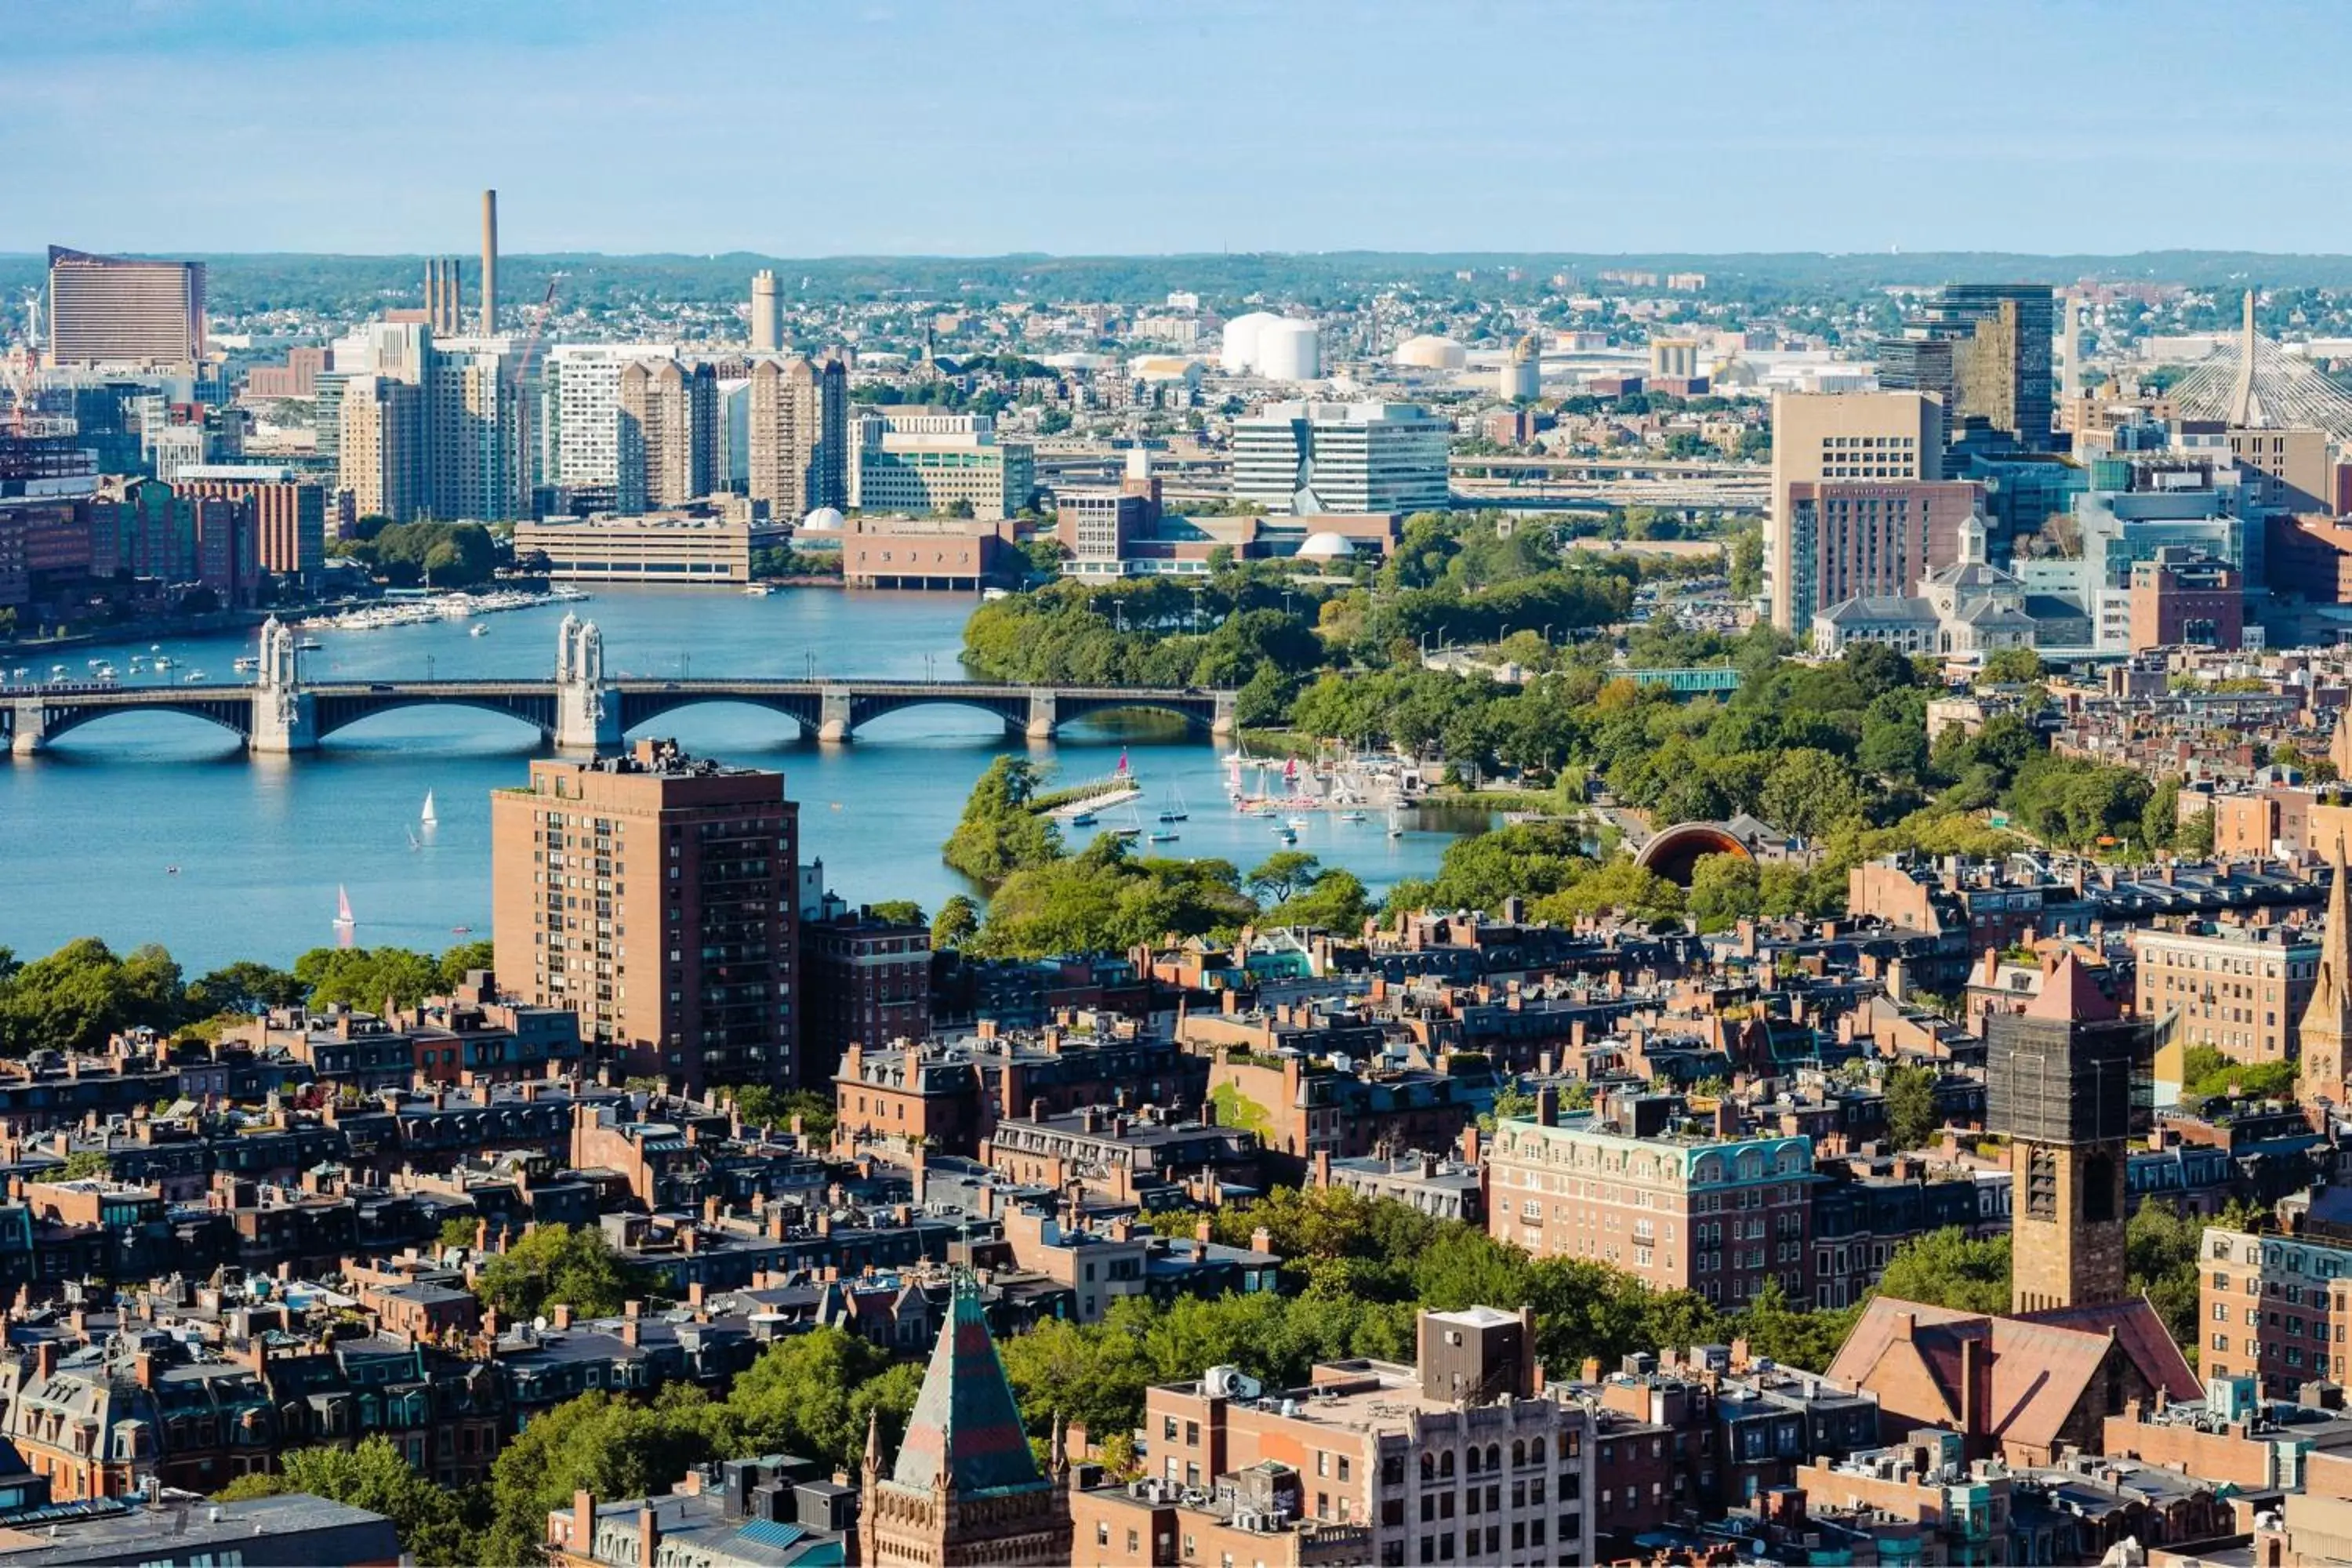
[890,1275,1044,1497]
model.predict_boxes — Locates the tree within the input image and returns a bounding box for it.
[1978,647,2045,686]
[1759,749,1865,840]
[724,1327,907,1465]
[55,1149,112,1181]
[1247,851,1323,904]
[187,960,303,1017]
[0,937,169,1054]
[217,1436,476,1566]
[1272,869,1374,934]
[1874,1228,2011,1315]
[931,895,982,949]
[439,1216,485,1250]
[731,1086,835,1139]
[292,946,446,1011]
[866,899,926,927]
[1884,1064,1940,1149]
[942,757,1063,883]
[474,1224,660,1322]
[474,1390,721,1568]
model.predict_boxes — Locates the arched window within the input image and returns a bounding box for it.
[1485,1443,1501,1472]
[1421,1453,1436,1482]
[1512,1440,1526,1468]
[1439,1451,1455,1479]
[1465,1446,1479,1475]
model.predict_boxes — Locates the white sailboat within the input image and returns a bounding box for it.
[420,790,438,827]
[333,885,356,930]
[1157,784,1189,823]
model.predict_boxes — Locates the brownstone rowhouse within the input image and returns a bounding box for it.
[492,739,800,1095]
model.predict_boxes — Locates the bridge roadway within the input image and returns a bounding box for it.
[4,676,1237,756]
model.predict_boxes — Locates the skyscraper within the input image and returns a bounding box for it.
[616,359,718,513]
[1985,951,2149,1314]
[746,355,847,518]
[490,736,802,1094]
[1765,390,1945,630]
[1876,283,2055,451]
[862,1274,1071,1567]
[45,246,206,369]
[339,375,424,523]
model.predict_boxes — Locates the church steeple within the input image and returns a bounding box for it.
[2299,835,2352,1110]
[865,1273,1070,1566]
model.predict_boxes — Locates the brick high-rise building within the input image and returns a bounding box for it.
[799,909,931,1082]
[1780,479,1985,620]
[339,374,424,523]
[1766,391,1945,629]
[617,359,718,514]
[747,355,847,518]
[172,466,327,580]
[491,739,801,1095]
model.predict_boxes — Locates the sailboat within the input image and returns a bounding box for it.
[333,886,356,931]
[405,827,421,851]
[420,790,438,827]
[1387,807,1406,838]
[1157,784,1189,823]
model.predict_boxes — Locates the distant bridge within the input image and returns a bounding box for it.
[5,615,1235,756]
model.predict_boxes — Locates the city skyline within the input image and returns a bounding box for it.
[12,0,2352,256]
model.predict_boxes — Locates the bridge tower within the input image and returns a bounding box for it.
[1023,690,1056,740]
[1211,690,1237,738]
[554,613,621,752]
[248,616,317,753]
[817,685,855,743]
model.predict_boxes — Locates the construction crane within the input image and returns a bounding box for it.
[504,273,563,512]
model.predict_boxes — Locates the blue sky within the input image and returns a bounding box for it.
[8,0,2352,256]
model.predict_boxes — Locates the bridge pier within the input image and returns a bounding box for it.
[818,688,854,744]
[1211,691,1238,739]
[554,680,621,753]
[1024,691,1057,741]
[9,702,46,757]
[249,690,317,753]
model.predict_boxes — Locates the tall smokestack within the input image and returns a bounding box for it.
[480,189,499,337]
[751,270,780,353]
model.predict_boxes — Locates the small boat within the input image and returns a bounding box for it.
[405,828,421,851]
[1149,829,1180,843]
[982,586,1010,601]
[1339,809,1367,823]
[470,623,489,637]
[165,866,180,876]
[1275,826,1298,844]
[421,790,437,826]
[1069,811,1097,828]
[233,656,259,673]
[1287,815,1312,829]
[743,583,775,597]
[450,924,473,935]
[295,637,323,652]
[1387,809,1405,838]
[332,885,356,930]
[1156,785,1189,823]
[151,655,173,670]
[184,671,205,683]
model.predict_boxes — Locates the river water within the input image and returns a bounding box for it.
[0,588,1477,971]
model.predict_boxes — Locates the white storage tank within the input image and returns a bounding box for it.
[1255,319,1321,382]
[1220,311,1280,374]
[1393,334,1467,371]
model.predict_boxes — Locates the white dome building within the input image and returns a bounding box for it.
[1255,319,1321,381]
[1220,311,1283,374]
[800,506,845,532]
[1296,531,1358,561]
[1393,334,1467,371]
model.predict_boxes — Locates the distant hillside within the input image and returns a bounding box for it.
[2,248,2347,317]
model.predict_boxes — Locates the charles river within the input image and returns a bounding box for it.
[0,589,1483,972]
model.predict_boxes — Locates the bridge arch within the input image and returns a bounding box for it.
[1051,694,1220,731]
[310,695,556,746]
[20,700,251,747]
[848,690,1029,734]
[616,689,825,736]
[1633,821,1755,885]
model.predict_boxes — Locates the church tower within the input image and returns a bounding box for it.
[2300,836,2352,1111]
[1986,950,2150,1314]
[862,1274,1070,1567]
